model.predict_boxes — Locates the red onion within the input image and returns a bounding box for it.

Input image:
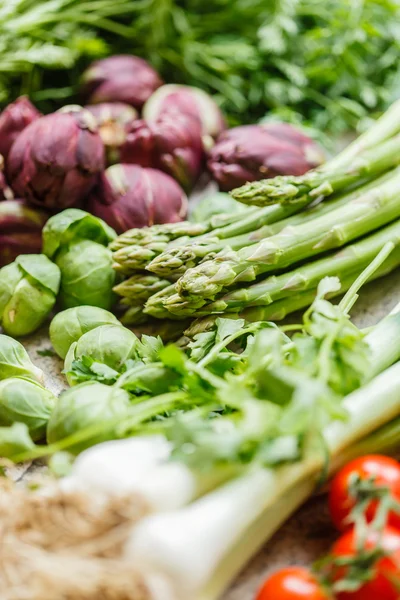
[88,164,188,233]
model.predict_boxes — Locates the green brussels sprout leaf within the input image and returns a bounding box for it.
[0,335,44,383]
[0,422,35,459]
[64,324,139,386]
[17,254,61,295]
[49,306,120,359]
[0,255,61,337]
[0,377,57,441]
[43,208,116,260]
[46,381,131,454]
[56,241,116,310]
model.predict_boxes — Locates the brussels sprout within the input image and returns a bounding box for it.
[0,254,61,336]
[46,381,131,454]
[0,334,44,383]
[50,306,120,359]
[55,241,116,310]
[0,422,35,459]
[42,208,116,260]
[0,377,56,441]
[64,324,139,386]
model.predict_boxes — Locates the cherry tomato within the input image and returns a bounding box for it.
[256,566,327,600]
[329,455,400,531]
[331,525,400,600]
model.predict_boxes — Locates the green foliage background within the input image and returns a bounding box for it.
[1,0,400,132]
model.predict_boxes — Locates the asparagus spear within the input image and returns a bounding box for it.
[188,220,400,316]
[147,190,354,278]
[327,97,400,171]
[175,167,400,301]
[232,110,400,207]
[110,221,207,252]
[183,249,400,336]
[114,274,173,303]
[145,214,400,319]
[111,198,316,277]
[147,171,396,279]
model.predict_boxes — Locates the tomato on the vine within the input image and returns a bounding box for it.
[256,566,327,600]
[329,455,400,531]
[330,525,400,600]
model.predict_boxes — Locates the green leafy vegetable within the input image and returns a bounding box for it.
[56,241,116,310]
[0,377,56,441]
[0,423,35,459]
[46,381,132,454]
[2,1,400,133]
[0,254,61,336]
[49,306,120,359]
[0,335,44,383]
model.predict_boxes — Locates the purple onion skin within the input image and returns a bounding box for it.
[120,112,204,191]
[0,97,41,161]
[207,123,325,191]
[0,199,48,266]
[7,107,105,211]
[81,55,163,110]
[143,84,225,141]
[88,164,188,234]
[84,102,138,164]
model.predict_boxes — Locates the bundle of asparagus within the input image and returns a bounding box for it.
[110,100,400,328]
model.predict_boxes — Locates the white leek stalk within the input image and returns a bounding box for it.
[125,361,400,600]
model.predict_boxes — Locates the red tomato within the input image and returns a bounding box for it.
[329,455,400,531]
[331,525,400,600]
[256,567,327,600]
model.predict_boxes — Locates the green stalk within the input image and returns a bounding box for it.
[183,251,400,335]
[112,200,314,276]
[327,98,400,171]
[147,191,356,278]
[241,246,400,324]
[114,274,172,302]
[184,221,400,317]
[176,167,400,301]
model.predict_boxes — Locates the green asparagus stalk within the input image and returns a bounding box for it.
[183,252,400,336]
[112,198,317,277]
[232,110,400,207]
[144,175,396,316]
[176,167,400,301]
[241,247,399,323]
[113,274,172,303]
[327,97,400,171]
[145,216,400,319]
[147,190,355,278]
[120,305,149,326]
[109,222,207,252]
[188,220,400,316]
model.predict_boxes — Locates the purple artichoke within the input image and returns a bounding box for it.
[0,96,41,160]
[85,102,138,164]
[119,112,204,191]
[207,123,325,191]
[0,155,13,200]
[7,106,105,210]
[81,55,163,110]
[88,164,188,234]
[0,199,48,266]
[143,84,225,141]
